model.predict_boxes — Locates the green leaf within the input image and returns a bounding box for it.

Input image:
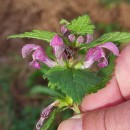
[8,30,56,42]
[86,32,130,49]
[60,19,70,25]
[67,15,95,35]
[29,85,58,97]
[44,67,102,103]
[41,109,57,130]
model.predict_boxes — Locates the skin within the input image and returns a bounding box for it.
[58,44,130,130]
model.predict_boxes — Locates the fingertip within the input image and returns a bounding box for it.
[115,43,130,100]
[81,76,123,112]
[58,118,82,130]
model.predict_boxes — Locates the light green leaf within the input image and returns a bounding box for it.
[29,85,58,97]
[8,30,56,42]
[97,32,130,43]
[86,32,130,49]
[60,19,70,25]
[44,67,102,103]
[67,15,95,35]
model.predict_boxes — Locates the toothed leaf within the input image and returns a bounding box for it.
[67,15,95,35]
[8,30,56,42]
[44,67,102,103]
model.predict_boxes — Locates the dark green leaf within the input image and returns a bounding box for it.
[29,85,58,97]
[67,15,95,35]
[44,67,102,103]
[8,30,56,42]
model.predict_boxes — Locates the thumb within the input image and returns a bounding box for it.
[58,100,130,130]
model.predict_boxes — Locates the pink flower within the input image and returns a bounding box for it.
[50,35,65,65]
[22,44,57,69]
[82,42,119,68]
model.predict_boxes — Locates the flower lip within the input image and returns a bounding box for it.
[32,47,47,62]
[86,47,103,61]
[29,61,40,69]
[98,57,108,67]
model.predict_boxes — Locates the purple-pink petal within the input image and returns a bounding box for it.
[32,47,47,62]
[29,61,40,69]
[22,44,57,68]
[98,57,108,68]
[99,42,119,56]
[32,48,57,68]
[86,34,93,44]
[22,44,38,58]
[86,47,104,61]
[83,47,107,68]
[50,35,64,47]
[50,35,65,65]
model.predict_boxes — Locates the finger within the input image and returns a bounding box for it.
[82,100,130,130]
[58,118,82,130]
[58,100,130,130]
[81,76,124,111]
[81,44,130,111]
[115,44,130,100]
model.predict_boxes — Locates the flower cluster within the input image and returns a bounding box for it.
[22,25,119,69]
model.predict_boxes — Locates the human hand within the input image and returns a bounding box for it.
[58,44,130,130]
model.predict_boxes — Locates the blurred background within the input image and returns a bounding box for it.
[0,0,130,130]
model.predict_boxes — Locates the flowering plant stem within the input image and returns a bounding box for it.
[8,14,130,130]
[72,104,81,114]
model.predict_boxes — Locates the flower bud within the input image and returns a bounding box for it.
[77,36,84,44]
[85,34,93,44]
[61,25,70,37]
[68,34,75,42]
[61,25,68,35]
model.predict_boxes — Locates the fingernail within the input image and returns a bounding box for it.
[70,119,82,130]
